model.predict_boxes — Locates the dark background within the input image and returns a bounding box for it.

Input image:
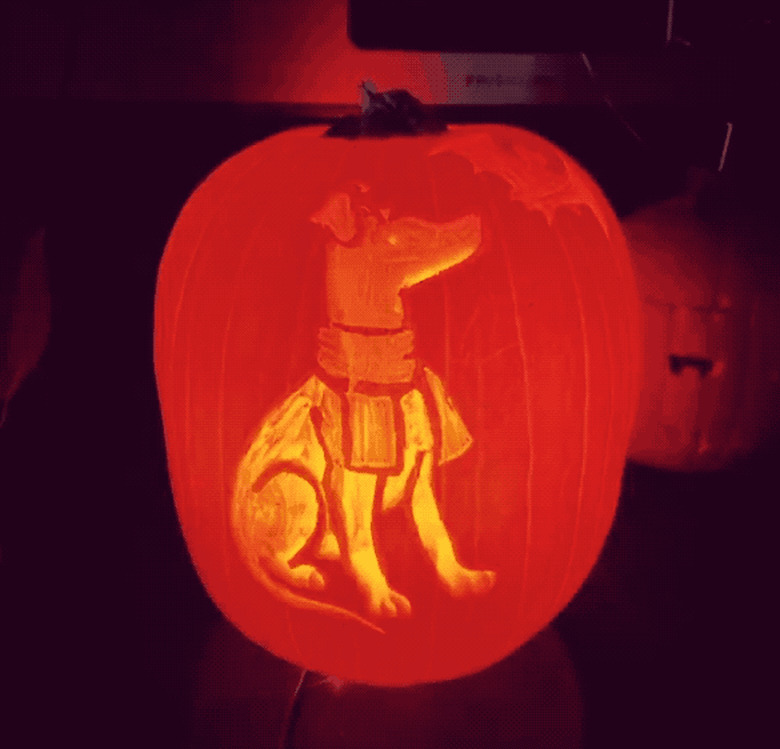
[349,0,669,52]
[2,2,778,747]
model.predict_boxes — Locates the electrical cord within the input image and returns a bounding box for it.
[278,668,308,749]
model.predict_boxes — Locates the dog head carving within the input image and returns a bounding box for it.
[311,191,481,329]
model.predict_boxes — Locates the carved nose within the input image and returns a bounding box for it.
[668,355,714,378]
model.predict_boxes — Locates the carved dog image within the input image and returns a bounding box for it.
[231,190,495,629]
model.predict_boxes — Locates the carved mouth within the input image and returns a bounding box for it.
[668,355,715,378]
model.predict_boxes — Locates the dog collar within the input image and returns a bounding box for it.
[317,325,416,386]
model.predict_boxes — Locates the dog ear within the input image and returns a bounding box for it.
[310,192,358,244]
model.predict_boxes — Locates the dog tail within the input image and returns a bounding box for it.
[244,561,387,636]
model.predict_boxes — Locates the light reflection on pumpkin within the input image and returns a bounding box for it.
[154,123,641,684]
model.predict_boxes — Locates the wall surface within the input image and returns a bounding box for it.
[2,0,686,105]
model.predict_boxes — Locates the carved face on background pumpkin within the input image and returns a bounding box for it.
[624,171,780,471]
[154,123,641,685]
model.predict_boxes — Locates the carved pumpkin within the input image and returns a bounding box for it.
[625,169,780,471]
[154,98,641,685]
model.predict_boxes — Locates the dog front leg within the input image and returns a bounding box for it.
[335,466,412,619]
[411,453,496,597]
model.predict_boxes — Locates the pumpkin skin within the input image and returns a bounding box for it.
[154,123,641,685]
[625,171,780,471]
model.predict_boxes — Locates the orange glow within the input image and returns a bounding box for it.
[226,0,445,103]
[155,123,642,684]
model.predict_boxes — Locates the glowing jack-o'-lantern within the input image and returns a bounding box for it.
[625,169,780,471]
[154,90,641,685]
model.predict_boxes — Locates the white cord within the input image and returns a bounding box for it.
[718,121,733,172]
[666,0,675,44]
[580,52,644,144]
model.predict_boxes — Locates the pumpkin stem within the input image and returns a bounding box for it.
[326,82,446,138]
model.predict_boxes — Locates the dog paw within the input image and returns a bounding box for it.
[367,587,412,619]
[440,566,496,598]
[290,564,326,592]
